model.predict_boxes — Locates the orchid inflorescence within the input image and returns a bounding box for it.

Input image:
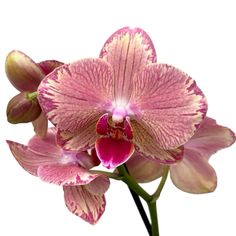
[5,27,235,236]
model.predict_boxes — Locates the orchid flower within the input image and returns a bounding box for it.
[5,50,63,137]
[126,117,235,193]
[38,27,207,169]
[7,128,110,224]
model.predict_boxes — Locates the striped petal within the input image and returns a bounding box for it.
[57,121,97,151]
[130,63,207,149]
[95,137,135,169]
[38,164,99,186]
[28,127,60,157]
[38,58,114,133]
[5,50,44,91]
[100,27,156,101]
[37,60,64,75]
[64,185,106,224]
[125,153,163,183]
[7,140,61,176]
[131,119,183,163]
[184,117,235,159]
[170,148,217,193]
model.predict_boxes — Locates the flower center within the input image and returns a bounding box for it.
[96,113,133,140]
[112,107,127,123]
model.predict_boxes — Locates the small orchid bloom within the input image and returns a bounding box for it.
[5,50,63,136]
[7,128,109,224]
[126,117,235,193]
[38,27,207,169]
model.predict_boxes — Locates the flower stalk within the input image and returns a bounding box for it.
[151,166,169,203]
[117,164,170,236]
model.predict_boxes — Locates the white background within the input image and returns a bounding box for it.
[0,0,236,235]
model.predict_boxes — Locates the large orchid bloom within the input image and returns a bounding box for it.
[126,117,235,193]
[38,27,207,169]
[5,50,63,137]
[7,128,110,224]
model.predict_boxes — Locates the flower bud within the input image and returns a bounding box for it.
[5,50,44,92]
[7,92,41,124]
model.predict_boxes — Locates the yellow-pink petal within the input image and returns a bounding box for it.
[64,185,106,224]
[100,27,156,101]
[38,59,114,133]
[130,63,207,150]
[131,119,183,163]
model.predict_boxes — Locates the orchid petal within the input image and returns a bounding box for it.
[84,175,110,195]
[38,164,99,186]
[5,50,44,91]
[7,140,60,176]
[37,60,64,75]
[38,59,114,133]
[96,113,109,135]
[95,137,135,168]
[28,127,60,157]
[64,185,106,224]
[100,27,156,100]
[125,153,163,183]
[32,112,48,138]
[131,119,183,163]
[185,117,235,160]
[130,63,207,149]
[57,121,97,151]
[170,148,217,193]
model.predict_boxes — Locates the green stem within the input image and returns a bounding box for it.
[117,165,151,202]
[27,91,38,100]
[151,166,169,203]
[90,170,123,180]
[148,201,159,236]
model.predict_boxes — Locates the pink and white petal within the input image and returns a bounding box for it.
[5,50,44,91]
[64,185,106,224]
[7,140,60,176]
[32,112,48,138]
[38,59,114,133]
[100,27,156,100]
[38,164,99,185]
[84,175,110,196]
[170,148,217,194]
[37,60,64,75]
[57,121,97,151]
[95,137,135,169]
[28,127,61,157]
[125,153,164,183]
[131,119,183,163]
[185,117,235,160]
[130,63,207,149]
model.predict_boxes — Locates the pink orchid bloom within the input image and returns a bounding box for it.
[38,27,207,169]
[5,50,63,137]
[126,117,235,193]
[7,128,110,224]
